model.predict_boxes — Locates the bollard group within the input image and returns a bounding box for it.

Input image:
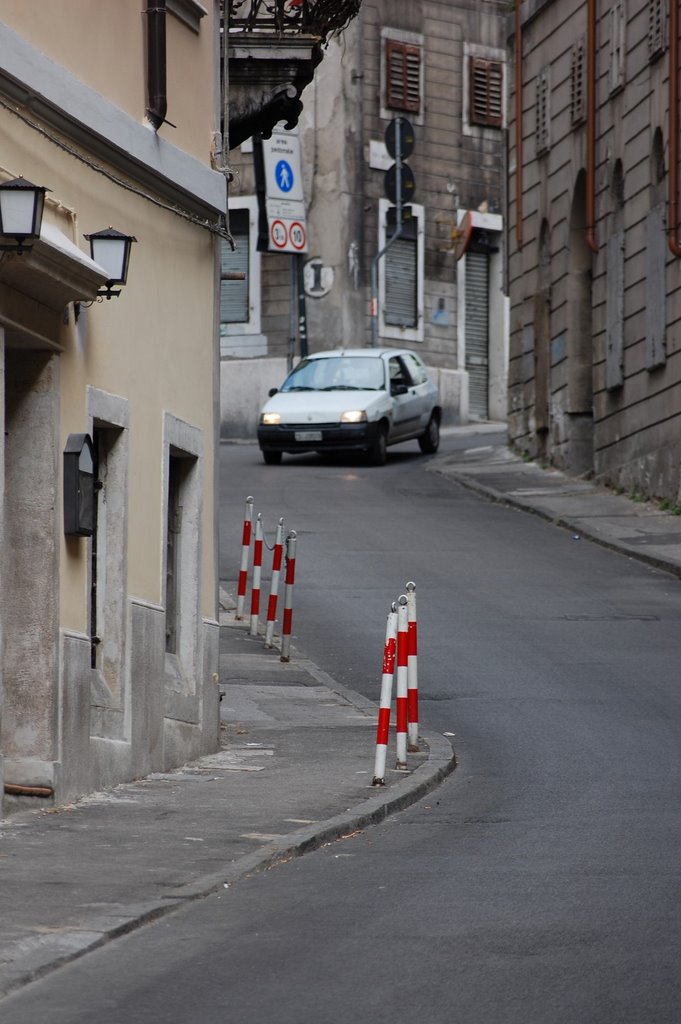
[235,495,297,661]
[372,582,420,786]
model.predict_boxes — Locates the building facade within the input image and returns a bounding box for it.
[508,0,681,501]
[0,1,226,814]
[221,0,509,438]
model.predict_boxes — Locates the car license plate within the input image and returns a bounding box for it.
[294,430,323,442]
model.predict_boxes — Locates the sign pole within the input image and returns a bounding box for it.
[370,118,406,347]
[288,255,297,372]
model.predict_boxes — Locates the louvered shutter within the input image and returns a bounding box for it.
[385,236,417,329]
[386,39,421,114]
[469,57,503,128]
[465,251,490,418]
[220,209,249,324]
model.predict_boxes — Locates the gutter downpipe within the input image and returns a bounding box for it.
[586,0,599,254]
[515,0,523,250]
[145,0,168,131]
[668,0,681,256]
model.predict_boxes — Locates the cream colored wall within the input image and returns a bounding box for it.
[1,85,217,640]
[1,1,216,163]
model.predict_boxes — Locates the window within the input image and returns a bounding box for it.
[378,198,424,343]
[469,57,503,128]
[163,415,203,709]
[220,196,264,357]
[536,67,551,156]
[381,29,424,123]
[610,1,626,93]
[87,388,129,739]
[648,0,666,61]
[385,38,421,113]
[463,43,506,137]
[571,38,586,126]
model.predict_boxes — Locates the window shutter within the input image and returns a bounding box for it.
[385,236,418,328]
[386,38,421,113]
[535,67,551,155]
[570,38,586,126]
[469,57,503,128]
[220,209,249,324]
[648,0,666,61]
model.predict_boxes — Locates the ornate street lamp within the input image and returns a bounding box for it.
[84,227,137,299]
[0,176,50,254]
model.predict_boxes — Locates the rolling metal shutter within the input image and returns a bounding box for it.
[220,209,249,324]
[465,250,489,419]
[385,236,417,328]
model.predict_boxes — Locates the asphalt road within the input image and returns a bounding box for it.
[5,432,681,1023]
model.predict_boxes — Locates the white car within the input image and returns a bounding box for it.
[257,347,441,465]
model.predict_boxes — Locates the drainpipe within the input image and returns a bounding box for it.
[4,783,54,799]
[586,0,599,253]
[668,0,681,255]
[145,0,168,131]
[515,0,523,250]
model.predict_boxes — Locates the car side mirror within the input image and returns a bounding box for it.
[268,387,279,397]
[391,383,409,396]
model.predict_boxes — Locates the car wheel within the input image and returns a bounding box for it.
[368,424,388,466]
[262,450,282,465]
[418,414,440,454]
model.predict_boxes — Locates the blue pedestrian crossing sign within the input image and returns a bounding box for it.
[259,124,308,252]
[275,160,294,193]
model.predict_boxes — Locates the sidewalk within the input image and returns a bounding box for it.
[0,599,454,1000]
[3,432,681,1001]
[430,432,681,579]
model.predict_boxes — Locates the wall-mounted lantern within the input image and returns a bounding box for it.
[64,433,95,537]
[84,227,137,299]
[0,176,50,254]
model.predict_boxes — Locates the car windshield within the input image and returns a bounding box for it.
[281,356,385,392]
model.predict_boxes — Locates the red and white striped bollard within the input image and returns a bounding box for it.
[264,518,285,648]
[395,594,409,770]
[406,581,419,752]
[280,531,297,662]
[372,604,398,786]
[249,513,264,636]
[235,496,254,620]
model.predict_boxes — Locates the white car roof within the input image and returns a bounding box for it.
[303,348,412,360]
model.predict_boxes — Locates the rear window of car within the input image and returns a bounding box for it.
[281,357,385,392]
[404,353,429,385]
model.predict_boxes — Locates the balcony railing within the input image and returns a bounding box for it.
[227,0,362,41]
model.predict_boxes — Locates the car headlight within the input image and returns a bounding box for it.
[260,412,281,426]
[340,410,367,424]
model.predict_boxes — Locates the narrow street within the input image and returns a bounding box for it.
[4,431,681,1023]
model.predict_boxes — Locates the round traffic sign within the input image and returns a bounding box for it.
[384,162,416,205]
[270,219,287,249]
[289,221,307,251]
[275,159,294,193]
[385,116,415,160]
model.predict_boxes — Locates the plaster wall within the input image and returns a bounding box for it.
[0,0,217,164]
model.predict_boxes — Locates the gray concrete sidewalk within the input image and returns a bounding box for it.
[430,434,681,579]
[0,602,454,1000]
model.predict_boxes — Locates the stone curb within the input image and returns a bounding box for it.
[431,464,681,582]
[0,672,455,1000]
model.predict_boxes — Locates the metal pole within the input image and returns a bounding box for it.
[249,513,263,636]
[370,118,403,347]
[296,253,308,359]
[280,531,297,662]
[265,518,285,648]
[406,581,419,751]
[288,255,297,372]
[372,604,398,786]
[235,496,254,620]
[395,594,409,770]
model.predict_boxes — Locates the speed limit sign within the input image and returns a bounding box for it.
[289,222,307,251]
[270,219,287,249]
